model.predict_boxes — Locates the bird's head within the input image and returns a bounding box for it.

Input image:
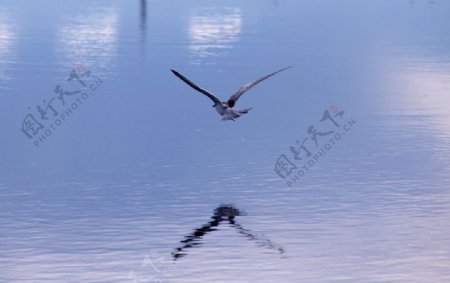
[227,99,235,108]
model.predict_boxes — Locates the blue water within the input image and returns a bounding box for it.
[1,0,450,282]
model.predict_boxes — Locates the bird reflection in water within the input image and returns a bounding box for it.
[172,204,285,260]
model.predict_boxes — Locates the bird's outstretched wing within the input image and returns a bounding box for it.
[171,69,221,106]
[228,66,292,106]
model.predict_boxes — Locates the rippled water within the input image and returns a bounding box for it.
[1,0,450,282]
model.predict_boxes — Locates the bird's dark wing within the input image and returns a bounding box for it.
[171,69,221,105]
[228,66,292,104]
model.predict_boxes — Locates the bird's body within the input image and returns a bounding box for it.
[214,102,251,121]
[171,66,291,121]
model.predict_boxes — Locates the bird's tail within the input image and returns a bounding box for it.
[221,108,252,121]
[238,108,252,114]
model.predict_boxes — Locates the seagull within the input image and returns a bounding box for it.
[170,66,291,121]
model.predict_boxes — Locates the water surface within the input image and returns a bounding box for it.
[1,0,450,282]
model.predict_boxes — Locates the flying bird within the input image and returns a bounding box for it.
[170,66,291,121]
